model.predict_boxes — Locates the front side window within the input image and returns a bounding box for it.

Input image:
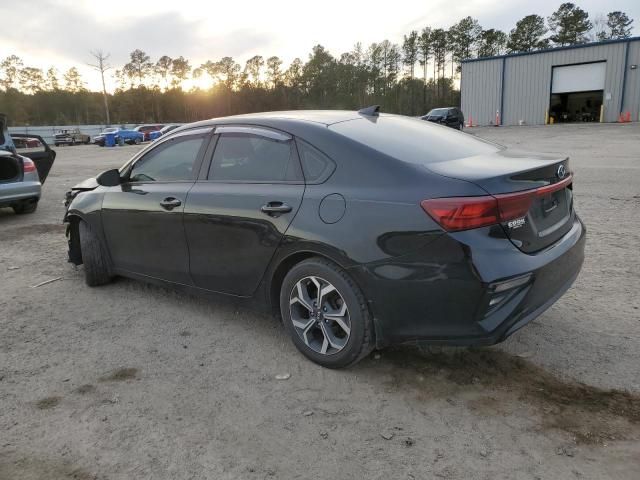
[208,133,301,182]
[129,134,205,182]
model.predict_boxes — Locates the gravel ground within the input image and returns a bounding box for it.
[1,123,639,479]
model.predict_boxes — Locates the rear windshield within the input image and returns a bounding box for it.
[329,115,500,165]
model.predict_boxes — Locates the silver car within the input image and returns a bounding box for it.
[0,114,56,214]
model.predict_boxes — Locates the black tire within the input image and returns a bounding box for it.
[280,257,374,368]
[134,137,141,145]
[458,122,464,130]
[78,220,113,286]
[12,199,38,215]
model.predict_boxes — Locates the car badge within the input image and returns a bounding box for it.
[556,164,566,179]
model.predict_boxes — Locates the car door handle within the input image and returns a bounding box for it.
[261,202,292,216]
[160,197,182,210]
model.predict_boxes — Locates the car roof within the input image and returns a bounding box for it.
[189,110,363,128]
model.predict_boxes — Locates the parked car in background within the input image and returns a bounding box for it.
[1,113,56,214]
[148,124,181,141]
[134,124,164,141]
[421,107,465,130]
[12,136,42,149]
[54,128,91,146]
[93,127,119,146]
[63,107,584,369]
[115,129,145,145]
[94,128,144,146]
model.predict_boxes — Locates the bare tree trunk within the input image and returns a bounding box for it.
[89,50,112,125]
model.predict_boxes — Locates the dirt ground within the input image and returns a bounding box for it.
[1,123,639,480]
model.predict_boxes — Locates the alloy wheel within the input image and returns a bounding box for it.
[289,276,351,355]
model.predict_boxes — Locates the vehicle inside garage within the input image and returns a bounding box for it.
[549,62,605,123]
[550,90,603,123]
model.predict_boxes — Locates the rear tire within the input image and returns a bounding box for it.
[78,220,113,286]
[280,257,374,369]
[134,137,141,145]
[12,199,38,215]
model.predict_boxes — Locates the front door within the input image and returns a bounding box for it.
[184,126,305,296]
[101,128,211,284]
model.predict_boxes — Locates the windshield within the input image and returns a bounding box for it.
[427,108,448,116]
[330,114,500,165]
[102,128,118,134]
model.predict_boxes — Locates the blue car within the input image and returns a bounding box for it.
[115,129,144,145]
[148,124,181,141]
[94,128,144,146]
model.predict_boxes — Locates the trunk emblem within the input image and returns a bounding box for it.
[507,217,526,229]
[556,165,566,179]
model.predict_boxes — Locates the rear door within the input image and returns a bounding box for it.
[10,134,56,184]
[184,126,304,296]
[101,127,211,283]
[446,108,460,128]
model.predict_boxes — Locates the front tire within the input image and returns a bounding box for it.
[78,220,113,286]
[280,258,374,368]
[134,137,141,145]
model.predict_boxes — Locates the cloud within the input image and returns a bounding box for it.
[1,0,275,66]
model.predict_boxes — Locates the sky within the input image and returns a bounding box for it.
[1,0,638,92]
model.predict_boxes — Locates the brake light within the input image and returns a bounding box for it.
[22,158,37,173]
[422,174,573,232]
[421,196,499,231]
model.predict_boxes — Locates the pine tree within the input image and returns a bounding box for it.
[478,29,508,57]
[548,3,592,46]
[507,15,549,53]
[598,11,634,40]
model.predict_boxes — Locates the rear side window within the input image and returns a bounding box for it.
[129,134,205,182]
[296,140,335,183]
[208,133,301,182]
[330,115,499,165]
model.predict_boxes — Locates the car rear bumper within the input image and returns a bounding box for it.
[0,180,41,206]
[352,215,586,348]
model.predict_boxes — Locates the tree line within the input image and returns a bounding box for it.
[0,4,634,126]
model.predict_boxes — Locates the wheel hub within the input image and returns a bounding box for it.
[289,276,351,356]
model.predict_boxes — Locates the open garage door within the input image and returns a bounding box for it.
[550,62,605,123]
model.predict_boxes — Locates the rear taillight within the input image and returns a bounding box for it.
[422,174,573,232]
[22,158,37,173]
[420,196,499,231]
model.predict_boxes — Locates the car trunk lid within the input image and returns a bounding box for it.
[427,149,574,253]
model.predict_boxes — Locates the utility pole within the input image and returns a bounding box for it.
[89,50,111,125]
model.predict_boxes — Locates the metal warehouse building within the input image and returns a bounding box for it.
[461,37,640,126]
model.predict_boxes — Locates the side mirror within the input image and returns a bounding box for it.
[96,168,122,187]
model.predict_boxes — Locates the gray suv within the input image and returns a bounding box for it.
[0,114,56,214]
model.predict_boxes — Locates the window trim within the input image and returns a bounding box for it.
[123,128,214,184]
[201,125,304,185]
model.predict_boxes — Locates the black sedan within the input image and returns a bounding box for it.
[63,107,585,368]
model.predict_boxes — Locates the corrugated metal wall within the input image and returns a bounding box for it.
[623,41,640,122]
[460,58,502,125]
[461,39,640,126]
